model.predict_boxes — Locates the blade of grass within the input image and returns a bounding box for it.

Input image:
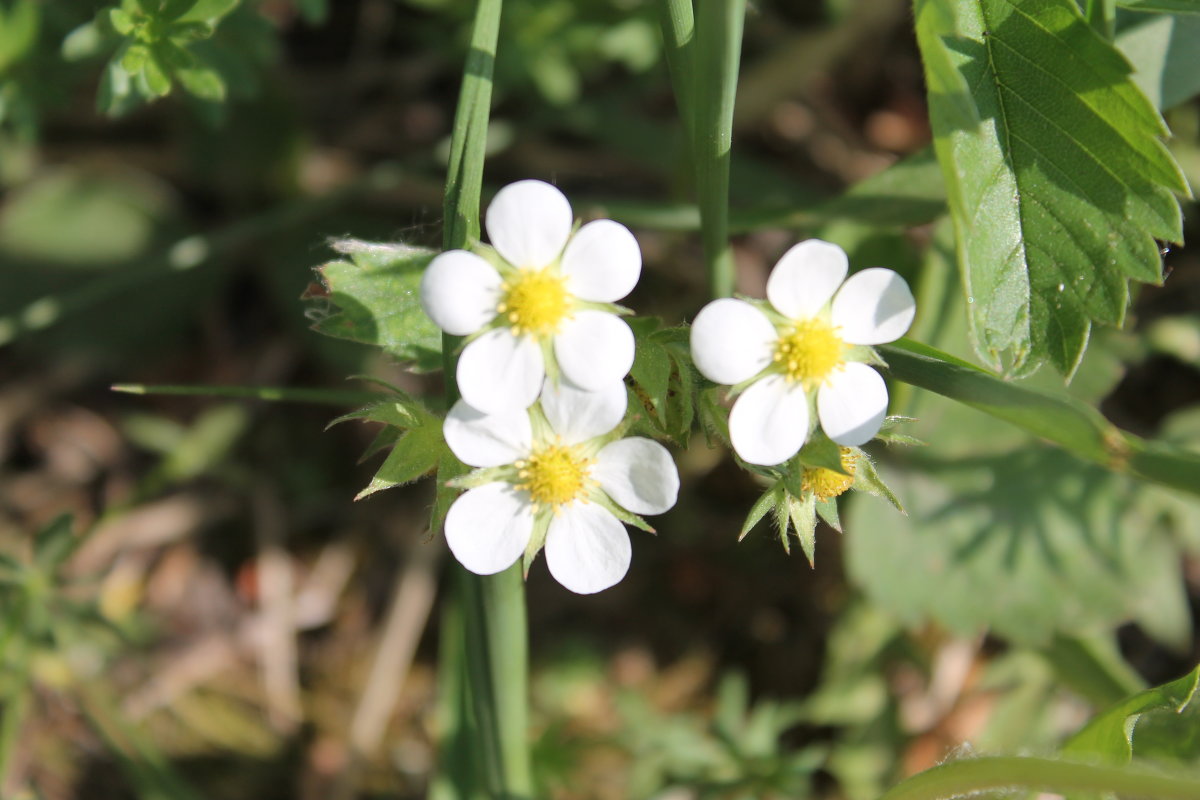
[693,0,746,299]
[656,0,697,147]
[879,340,1200,497]
[111,383,385,406]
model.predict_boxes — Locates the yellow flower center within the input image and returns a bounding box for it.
[498,269,571,337]
[773,317,845,385]
[516,443,593,510]
[801,448,858,501]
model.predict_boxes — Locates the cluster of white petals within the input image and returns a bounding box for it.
[421,180,640,415]
[420,180,680,593]
[690,239,915,466]
[443,380,679,594]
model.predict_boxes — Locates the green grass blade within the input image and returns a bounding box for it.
[656,0,697,146]
[443,0,501,252]
[879,340,1200,497]
[111,383,385,405]
[693,0,746,299]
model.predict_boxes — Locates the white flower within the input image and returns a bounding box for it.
[421,180,640,415]
[442,379,679,594]
[690,239,915,466]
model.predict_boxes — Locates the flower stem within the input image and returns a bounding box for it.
[693,0,746,300]
[879,756,1200,800]
[433,0,534,797]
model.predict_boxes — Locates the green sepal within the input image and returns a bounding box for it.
[815,496,842,533]
[354,423,444,500]
[772,496,791,555]
[521,513,553,576]
[358,426,401,465]
[445,465,512,491]
[326,398,425,431]
[797,430,846,474]
[431,452,469,537]
[591,492,655,534]
[739,481,783,541]
[852,453,904,514]
[873,416,925,447]
[788,492,819,567]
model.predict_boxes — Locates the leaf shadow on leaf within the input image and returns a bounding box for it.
[916,448,1124,578]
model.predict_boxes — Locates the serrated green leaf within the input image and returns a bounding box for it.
[739,482,782,541]
[629,318,672,419]
[310,242,442,371]
[1119,0,1200,11]
[697,387,730,447]
[917,0,1188,375]
[1063,664,1199,772]
[846,447,1189,646]
[355,422,443,500]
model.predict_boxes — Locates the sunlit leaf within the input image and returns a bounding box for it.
[916,0,1189,375]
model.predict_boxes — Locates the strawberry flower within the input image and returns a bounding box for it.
[690,239,915,466]
[421,180,640,415]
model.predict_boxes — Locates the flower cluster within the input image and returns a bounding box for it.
[690,239,915,466]
[421,180,680,594]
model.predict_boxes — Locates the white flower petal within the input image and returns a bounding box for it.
[539,378,627,445]
[443,399,532,468]
[544,502,631,594]
[560,219,641,303]
[554,311,634,391]
[728,374,810,466]
[830,268,916,345]
[419,250,502,336]
[457,329,544,414]
[444,483,533,575]
[689,298,776,386]
[766,239,849,320]
[485,180,573,269]
[594,438,679,515]
[817,363,889,445]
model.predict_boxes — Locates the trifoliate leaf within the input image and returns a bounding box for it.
[916,0,1189,376]
[308,241,442,372]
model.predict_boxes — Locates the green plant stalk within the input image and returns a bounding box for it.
[434,0,533,797]
[879,755,1200,800]
[880,340,1200,497]
[111,384,385,406]
[693,0,746,299]
[1084,0,1116,39]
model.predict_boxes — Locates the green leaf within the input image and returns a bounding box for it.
[174,65,225,101]
[1118,0,1200,11]
[141,51,171,96]
[109,7,137,36]
[355,421,444,500]
[0,0,38,74]
[309,241,442,372]
[845,446,1190,646]
[167,0,240,24]
[916,0,1188,375]
[1063,665,1200,766]
[121,43,150,72]
[33,515,79,571]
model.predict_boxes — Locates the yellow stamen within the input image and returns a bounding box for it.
[499,269,571,337]
[801,448,858,501]
[515,442,594,509]
[773,317,845,386]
